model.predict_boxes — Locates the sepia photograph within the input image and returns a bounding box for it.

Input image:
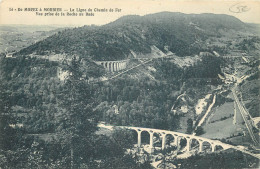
[0,0,259,168]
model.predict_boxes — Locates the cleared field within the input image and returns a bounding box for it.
[202,96,248,140]
[207,102,235,123]
[202,117,241,139]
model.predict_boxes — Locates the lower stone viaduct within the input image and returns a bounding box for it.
[95,60,128,72]
[118,126,230,153]
[99,124,260,159]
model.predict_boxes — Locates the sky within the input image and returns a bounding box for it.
[0,0,260,26]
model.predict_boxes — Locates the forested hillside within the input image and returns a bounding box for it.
[15,12,249,60]
[0,49,225,168]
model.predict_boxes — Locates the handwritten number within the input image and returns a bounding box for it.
[229,3,250,13]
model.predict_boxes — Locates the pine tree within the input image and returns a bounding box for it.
[56,57,98,168]
[186,118,193,134]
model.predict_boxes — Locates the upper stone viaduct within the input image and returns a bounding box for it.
[95,60,128,72]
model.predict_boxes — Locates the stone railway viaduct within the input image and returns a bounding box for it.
[118,126,230,153]
[95,60,128,72]
[99,125,260,159]
[94,53,172,72]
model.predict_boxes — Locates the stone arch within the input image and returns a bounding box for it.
[201,141,212,153]
[165,134,175,146]
[173,134,179,137]
[140,130,150,145]
[153,132,161,147]
[179,136,187,150]
[189,138,200,152]
[104,62,108,70]
[215,145,224,151]
[164,134,177,151]
[132,129,138,141]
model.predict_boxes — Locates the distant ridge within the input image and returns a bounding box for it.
[15,12,250,60]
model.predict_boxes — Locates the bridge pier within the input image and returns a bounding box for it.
[113,63,117,72]
[106,62,109,71]
[186,138,191,152]
[161,133,167,150]
[173,135,178,146]
[112,62,115,72]
[211,143,216,152]
[111,62,113,72]
[149,131,154,153]
[137,130,142,148]
[108,62,111,72]
[199,141,203,152]
[116,63,118,71]
[119,62,122,71]
[176,136,181,151]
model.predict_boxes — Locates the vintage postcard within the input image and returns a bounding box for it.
[0,0,259,168]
